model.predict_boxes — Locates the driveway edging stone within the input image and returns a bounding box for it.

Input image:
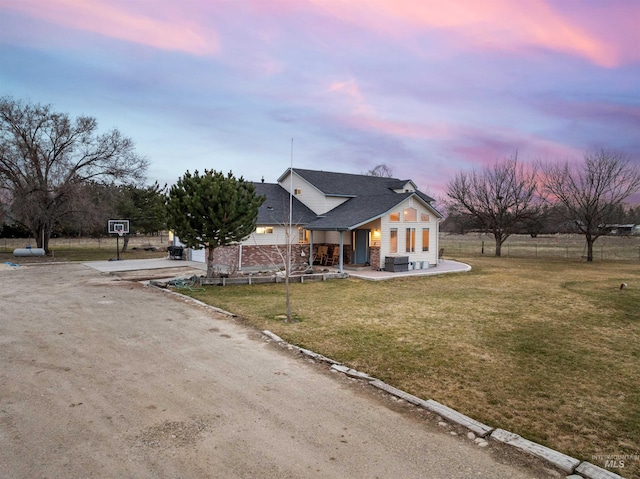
[261,329,627,479]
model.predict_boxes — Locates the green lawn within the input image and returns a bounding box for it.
[185,255,640,476]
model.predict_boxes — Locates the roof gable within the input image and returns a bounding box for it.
[278,168,435,202]
[253,182,317,225]
[307,191,442,231]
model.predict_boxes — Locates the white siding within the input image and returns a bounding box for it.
[190,247,206,262]
[310,230,327,244]
[325,230,351,245]
[377,197,439,268]
[243,225,291,246]
[279,171,348,214]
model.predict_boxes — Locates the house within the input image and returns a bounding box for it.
[185,167,443,272]
[602,224,639,236]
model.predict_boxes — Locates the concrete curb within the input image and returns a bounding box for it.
[261,329,628,479]
[423,399,494,438]
[149,284,237,317]
[575,463,625,479]
[491,428,580,473]
[367,380,493,437]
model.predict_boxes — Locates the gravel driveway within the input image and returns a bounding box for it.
[0,263,558,478]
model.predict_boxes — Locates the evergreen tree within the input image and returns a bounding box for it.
[166,170,264,277]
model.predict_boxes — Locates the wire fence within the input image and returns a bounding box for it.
[441,233,640,262]
[3,233,640,262]
[0,234,169,253]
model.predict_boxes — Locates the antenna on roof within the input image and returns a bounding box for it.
[289,138,294,227]
[288,138,294,285]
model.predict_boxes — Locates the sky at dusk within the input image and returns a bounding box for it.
[1,0,639,199]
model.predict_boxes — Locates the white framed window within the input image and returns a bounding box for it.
[256,226,274,234]
[422,228,430,251]
[390,229,398,253]
[421,213,430,222]
[406,227,415,252]
[404,207,417,222]
[389,212,400,222]
[294,188,302,195]
[298,227,309,244]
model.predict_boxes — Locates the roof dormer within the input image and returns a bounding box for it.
[393,180,417,193]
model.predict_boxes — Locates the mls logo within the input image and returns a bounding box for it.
[605,459,624,469]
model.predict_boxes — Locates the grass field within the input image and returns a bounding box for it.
[184,247,640,476]
[442,232,640,261]
[0,235,168,262]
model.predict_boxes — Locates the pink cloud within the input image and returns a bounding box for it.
[328,79,364,102]
[327,78,449,139]
[311,0,638,67]
[4,0,218,55]
[449,124,582,170]
[349,115,450,140]
[327,79,372,115]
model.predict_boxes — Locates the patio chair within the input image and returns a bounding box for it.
[325,246,340,266]
[314,245,329,265]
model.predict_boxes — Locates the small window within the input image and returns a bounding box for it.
[298,227,309,244]
[294,188,302,195]
[256,226,274,234]
[421,213,430,222]
[406,228,415,252]
[389,212,400,222]
[404,207,417,222]
[422,228,429,251]
[390,229,398,253]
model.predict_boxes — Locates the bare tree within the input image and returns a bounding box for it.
[56,182,120,236]
[365,164,393,177]
[445,154,542,256]
[252,195,310,322]
[0,97,148,252]
[540,149,640,262]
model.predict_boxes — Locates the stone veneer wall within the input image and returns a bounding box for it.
[369,246,380,270]
[206,244,312,272]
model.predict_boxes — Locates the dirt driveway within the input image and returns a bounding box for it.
[0,263,558,478]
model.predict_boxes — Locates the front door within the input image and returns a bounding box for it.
[354,229,369,264]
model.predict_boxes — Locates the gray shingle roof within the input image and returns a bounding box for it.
[306,192,414,230]
[281,168,435,202]
[253,182,317,225]
[261,169,441,230]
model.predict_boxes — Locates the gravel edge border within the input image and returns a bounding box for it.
[261,329,626,479]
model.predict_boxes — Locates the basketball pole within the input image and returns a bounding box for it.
[116,233,120,261]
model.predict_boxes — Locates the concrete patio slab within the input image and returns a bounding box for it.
[82,258,470,280]
[345,259,471,280]
[82,258,207,273]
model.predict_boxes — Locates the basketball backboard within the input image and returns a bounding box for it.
[108,219,130,235]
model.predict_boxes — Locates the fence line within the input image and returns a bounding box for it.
[3,233,639,262]
[0,234,168,253]
[441,234,640,262]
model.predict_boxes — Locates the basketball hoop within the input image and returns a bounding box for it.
[108,219,129,261]
[108,219,130,236]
